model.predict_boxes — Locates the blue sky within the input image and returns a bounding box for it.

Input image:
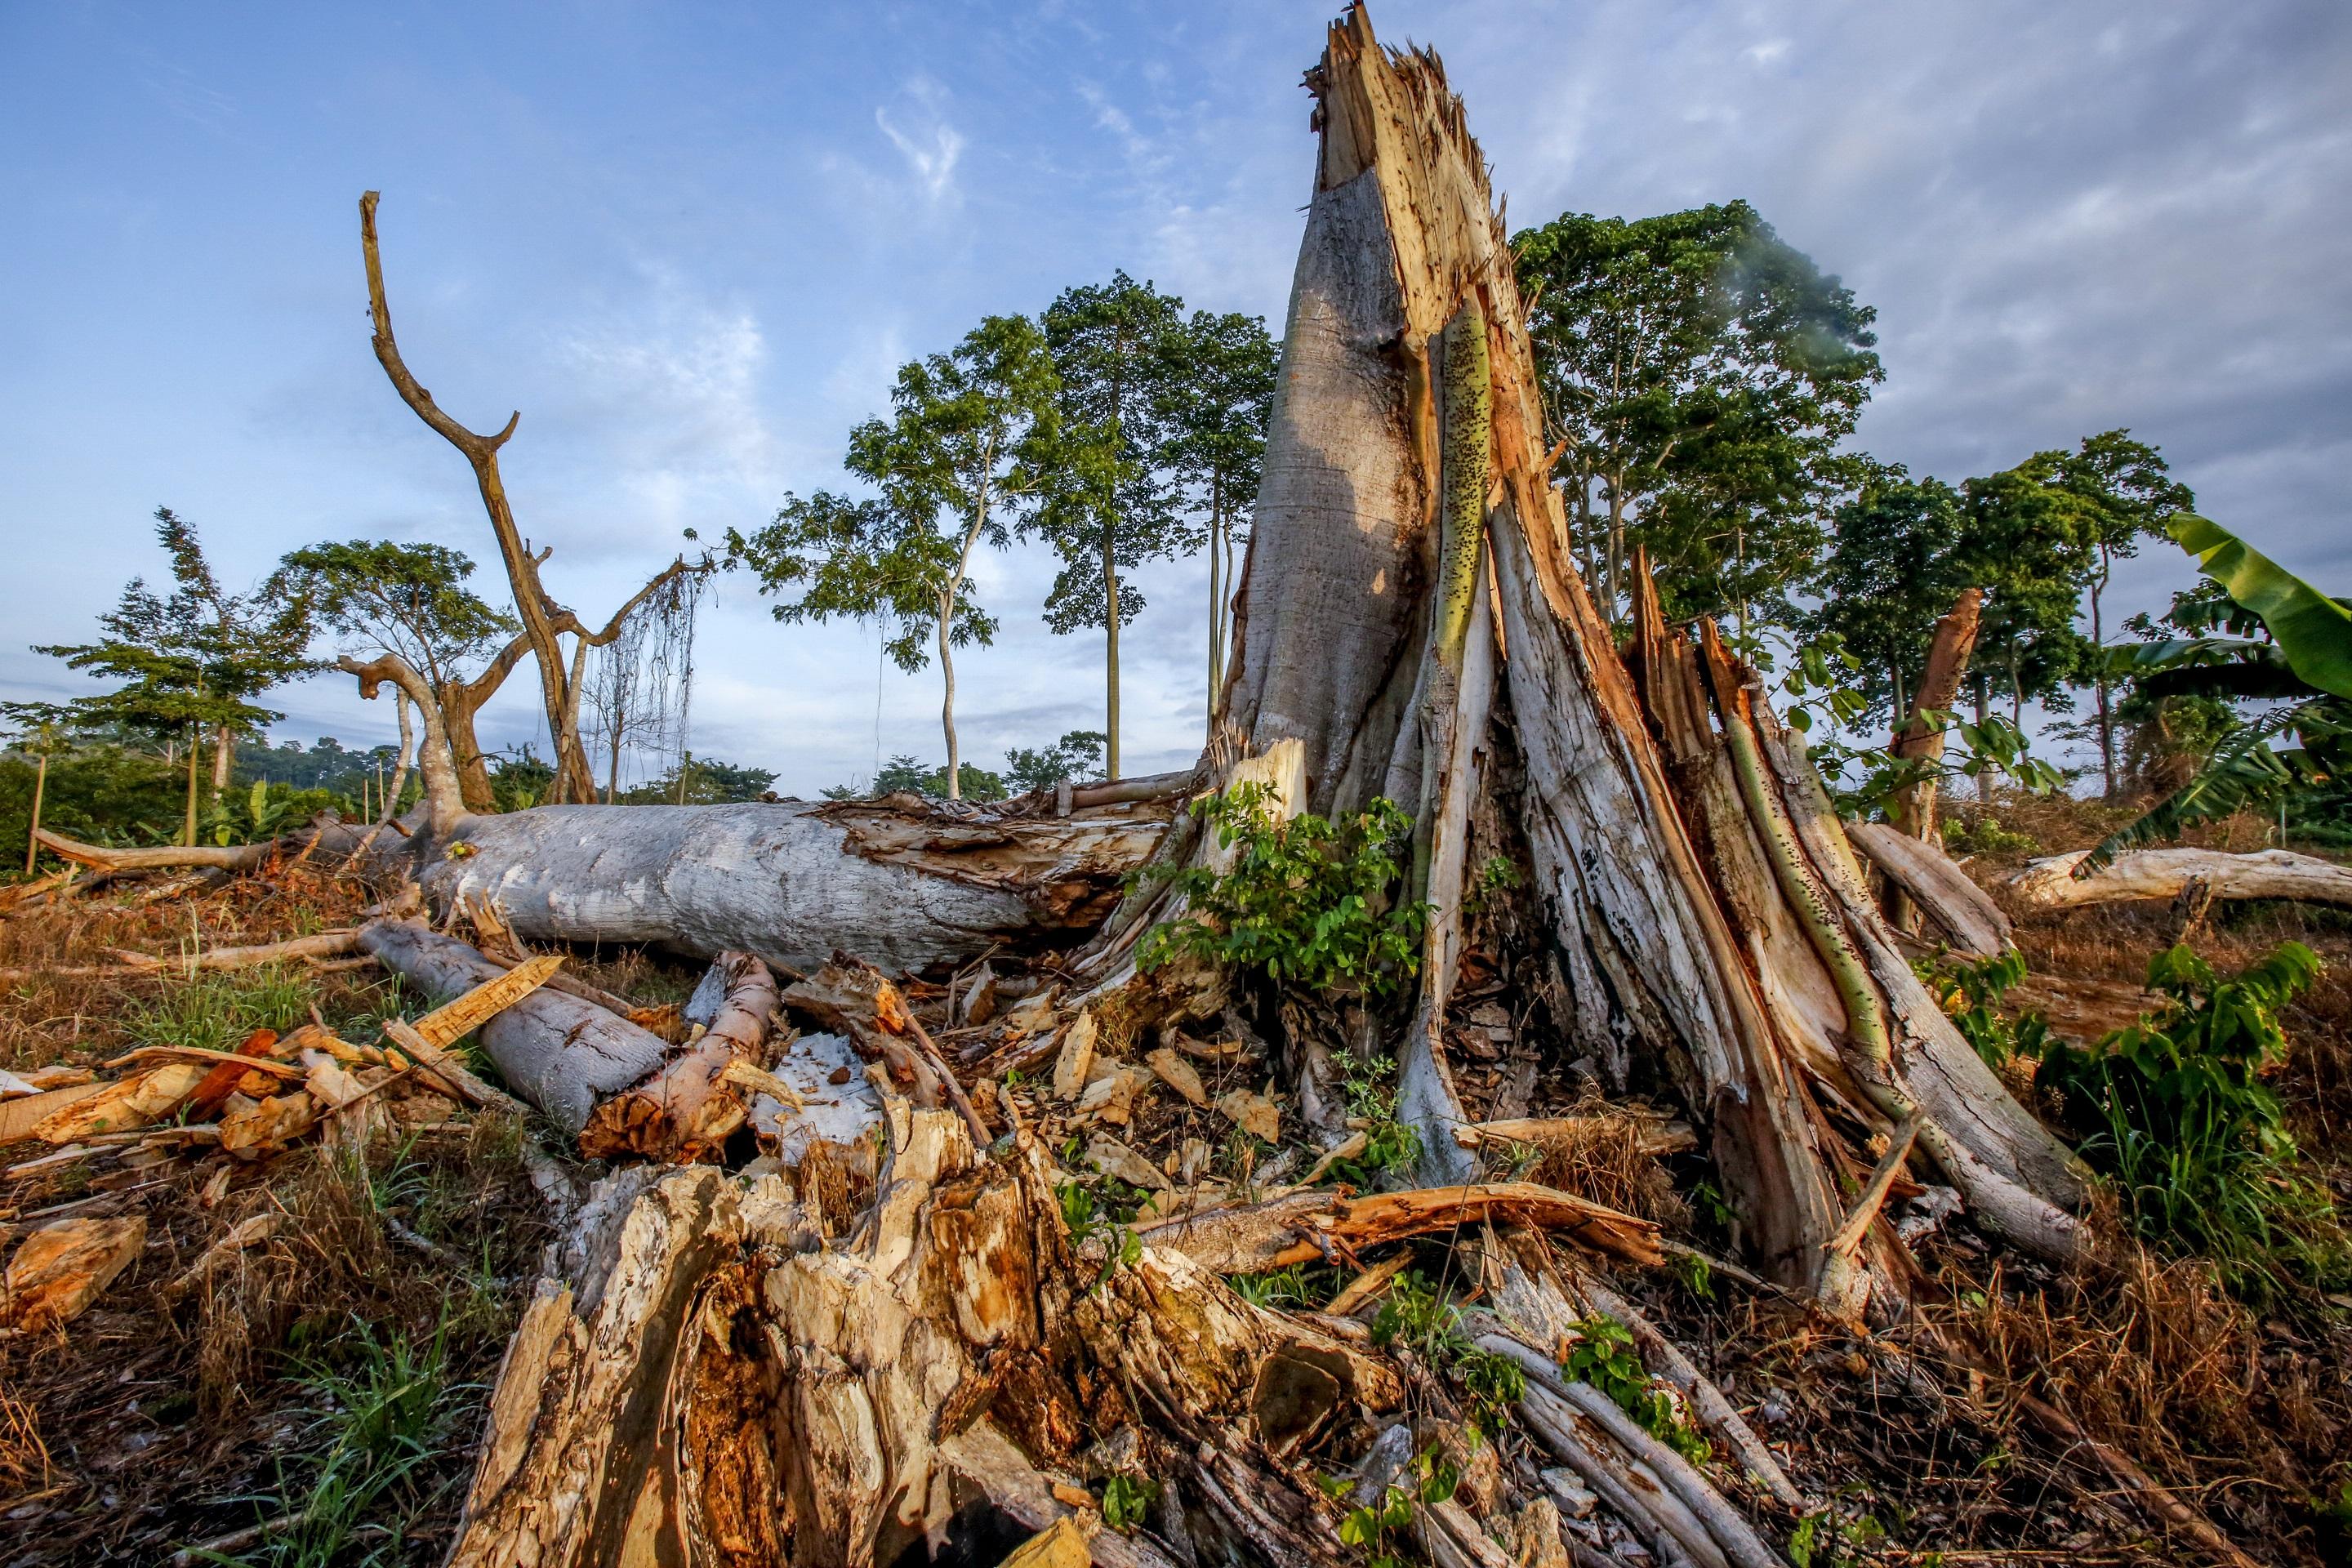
[3,2,2347,795]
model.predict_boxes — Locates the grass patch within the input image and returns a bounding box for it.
[125,964,318,1055]
[192,1319,471,1567]
[2035,941,2350,1301]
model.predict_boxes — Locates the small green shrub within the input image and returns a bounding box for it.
[1940,813,2040,857]
[2035,941,2346,1298]
[1562,1315,1709,1465]
[1328,1049,1421,1185]
[1101,1474,1160,1534]
[1369,1272,1523,1437]
[1138,784,1427,1000]
[1913,948,2049,1069]
[1335,1446,1458,1568]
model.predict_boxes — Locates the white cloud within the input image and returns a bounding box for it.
[875,78,965,203]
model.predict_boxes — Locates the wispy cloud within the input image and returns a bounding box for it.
[875,75,964,203]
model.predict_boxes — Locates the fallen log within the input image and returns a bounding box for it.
[1846,820,2014,956]
[358,921,670,1133]
[1147,1182,1663,1276]
[415,799,1165,974]
[2007,845,2352,911]
[33,826,279,874]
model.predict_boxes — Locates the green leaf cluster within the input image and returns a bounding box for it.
[1138,783,1428,1000]
[2035,942,2347,1298]
[1911,949,2050,1070]
[1562,1315,1710,1465]
[1333,1446,1459,1568]
[1368,1272,1525,1439]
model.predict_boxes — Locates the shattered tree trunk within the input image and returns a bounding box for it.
[1213,10,2082,1293]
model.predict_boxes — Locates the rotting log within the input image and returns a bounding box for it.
[358,921,671,1133]
[449,1096,1386,1568]
[2007,845,2352,911]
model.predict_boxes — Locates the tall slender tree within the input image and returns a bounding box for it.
[2016,430,2194,797]
[1028,272,1190,779]
[1158,308,1277,728]
[732,317,1054,800]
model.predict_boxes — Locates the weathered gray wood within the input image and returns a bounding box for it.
[1846,820,2014,956]
[416,800,1163,975]
[2008,845,2352,911]
[357,920,671,1133]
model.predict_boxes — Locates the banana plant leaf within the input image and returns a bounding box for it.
[2168,514,2352,701]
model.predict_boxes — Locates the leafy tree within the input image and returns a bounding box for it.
[271,538,524,808]
[1003,729,1109,795]
[1158,308,1277,725]
[826,753,1006,802]
[1027,272,1192,779]
[732,317,1053,800]
[1804,466,1970,728]
[623,754,779,804]
[1513,201,1881,636]
[34,508,314,844]
[2015,430,2195,796]
[1957,468,2096,734]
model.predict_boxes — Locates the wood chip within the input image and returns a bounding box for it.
[29,1062,206,1144]
[1144,1047,1209,1107]
[1217,1087,1281,1144]
[3,1214,146,1330]
[410,953,565,1049]
[1052,1012,1098,1102]
[1077,1066,1147,1125]
[218,1092,318,1159]
[162,1212,278,1301]
[1085,1133,1173,1193]
[0,1080,107,1145]
[719,1057,805,1109]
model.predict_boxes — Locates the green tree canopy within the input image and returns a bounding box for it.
[271,538,518,692]
[1003,729,1108,794]
[1027,271,1192,777]
[1802,466,1970,728]
[34,508,315,841]
[1513,200,1882,637]
[1156,307,1277,724]
[732,315,1054,800]
[1957,467,2097,728]
[2016,430,2194,794]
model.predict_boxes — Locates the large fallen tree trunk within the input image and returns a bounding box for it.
[359,920,674,1133]
[414,797,1167,975]
[2007,845,2352,911]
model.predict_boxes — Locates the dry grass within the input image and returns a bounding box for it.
[0,874,561,1566]
[1514,1090,1690,1228]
